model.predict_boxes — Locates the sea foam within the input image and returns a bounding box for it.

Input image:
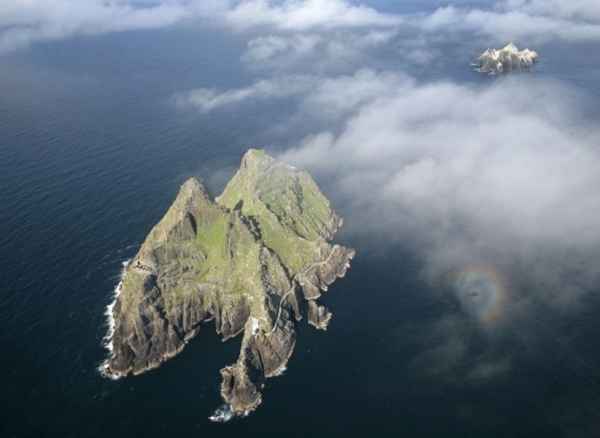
[209,404,235,423]
[97,259,129,379]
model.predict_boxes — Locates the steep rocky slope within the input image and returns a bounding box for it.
[100,149,355,418]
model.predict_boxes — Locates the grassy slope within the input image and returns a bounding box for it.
[216,149,337,275]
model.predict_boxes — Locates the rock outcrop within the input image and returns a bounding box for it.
[474,42,538,75]
[100,149,355,419]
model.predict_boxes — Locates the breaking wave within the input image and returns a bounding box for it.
[209,404,235,423]
[97,259,129,379]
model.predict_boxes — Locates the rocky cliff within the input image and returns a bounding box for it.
[100,149,355,419]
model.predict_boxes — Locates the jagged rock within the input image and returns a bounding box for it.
[101,149,355,419]
[474,42,539,75]
[307,301,332,331]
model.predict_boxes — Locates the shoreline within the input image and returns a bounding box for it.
[97,259,130,380]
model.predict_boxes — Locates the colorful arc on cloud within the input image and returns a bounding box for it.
[453,266,507,324]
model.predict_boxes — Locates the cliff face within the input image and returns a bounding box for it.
[101,149,355,418]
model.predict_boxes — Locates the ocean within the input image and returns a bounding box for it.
[2,4,600,437]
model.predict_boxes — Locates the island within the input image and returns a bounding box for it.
[99,149,355,420]
[474,42,539,75]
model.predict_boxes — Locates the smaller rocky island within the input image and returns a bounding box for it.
[474,42,539,74]
[99,149,355,420]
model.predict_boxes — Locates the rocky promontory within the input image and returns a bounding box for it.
[100,149,355,419]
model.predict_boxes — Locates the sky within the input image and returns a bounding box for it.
[4,0,600,404]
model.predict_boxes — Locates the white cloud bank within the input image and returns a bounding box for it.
[421,5,600,44]
[272,69,600,311]
[0,0,400,54]
[230,0,600,73]
[4,0,600,55]
[224,0,401,31]
[175,69,411,113]
[241,29,398,70]
[174,75,315,112]
[500,0,600,23]
[0,0,191,53]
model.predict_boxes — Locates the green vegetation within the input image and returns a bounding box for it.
[217,149,341,275]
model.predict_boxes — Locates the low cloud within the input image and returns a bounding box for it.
[500,0,600,23]
[242,29,398,71]
[399,312,513,385]
[234,0,600,72]
[224,0,402,31]
[420,5,600,44]
[179,66,600,316]
[276,69,600,312]
[175,69,412,114]
[232,0,600,71]
[174,75,314,113]
[243,34,322,64]
[0,0,193,53]
[5,0,600,56]
[0,0,402,54]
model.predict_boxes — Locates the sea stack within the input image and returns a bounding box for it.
[474,42,539,74]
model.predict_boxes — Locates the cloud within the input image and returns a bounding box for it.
[400,312,512,385]
[174,75,315,113]
[175,69,412,114]
[276,69,600,311]
[5,0,600,58]
[467,357,512,382]
[0,0,402,54]
[178,67,600,316]
[419,2,600,44]
[0,0,195,53]
[241,29,398,70]
[243,34,322,64]
[4,0,600,56]
[233,0,600,73]
[166,1,600,323]
[500,0,600,23]
[233,0,600,69]
[223,0,402,31]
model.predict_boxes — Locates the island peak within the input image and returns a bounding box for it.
[474,42,539,75]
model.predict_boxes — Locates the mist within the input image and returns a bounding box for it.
[274,71,600,315]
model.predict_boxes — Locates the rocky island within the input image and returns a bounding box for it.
[99,149,355,420]
[474,42,539,75]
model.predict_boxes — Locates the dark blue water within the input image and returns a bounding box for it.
[3,6,600,438]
